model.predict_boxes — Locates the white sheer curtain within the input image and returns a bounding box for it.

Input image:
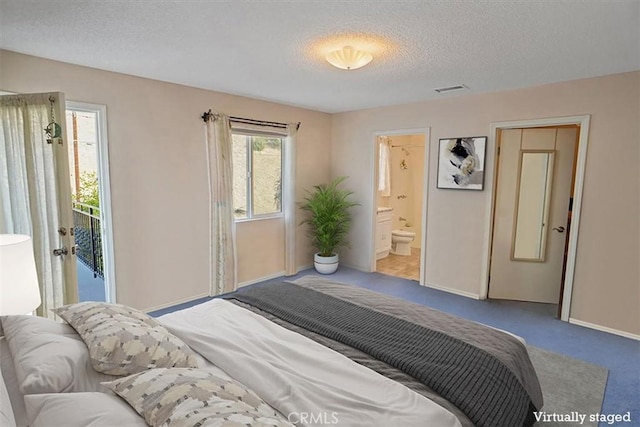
[378,137,391,197]
[204,113,237,295]
[0,94,65,317]
[282,124,298,275]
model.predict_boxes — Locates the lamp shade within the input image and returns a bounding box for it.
[0,234,41,315]
[326,46,373,70]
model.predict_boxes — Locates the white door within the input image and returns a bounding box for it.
[0,92,78,316]
[489,127,577,303]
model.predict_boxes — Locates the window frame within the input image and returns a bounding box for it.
[232,130,284,222]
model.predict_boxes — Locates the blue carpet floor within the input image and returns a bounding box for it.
[150,267,640,426]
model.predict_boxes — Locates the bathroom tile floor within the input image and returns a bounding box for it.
[376,247,420,281]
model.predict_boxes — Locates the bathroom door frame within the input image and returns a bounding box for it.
[480,116,590,322]
[370,127,430,285]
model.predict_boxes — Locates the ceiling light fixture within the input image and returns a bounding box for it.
[326,46,373,70]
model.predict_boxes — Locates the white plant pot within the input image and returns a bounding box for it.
[313,253,339,275]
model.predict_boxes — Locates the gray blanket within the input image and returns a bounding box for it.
[228,277,543,427]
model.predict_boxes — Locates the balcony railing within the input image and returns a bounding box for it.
[72,202,103,278]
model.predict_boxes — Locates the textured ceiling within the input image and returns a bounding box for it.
[1,1,639,113]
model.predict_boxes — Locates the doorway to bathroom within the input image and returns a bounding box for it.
[373,131,428,282]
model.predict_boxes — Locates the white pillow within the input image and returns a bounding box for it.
[24,392,147,427]
[1,315,117,394]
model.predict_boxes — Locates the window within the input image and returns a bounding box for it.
[232,133,283,219]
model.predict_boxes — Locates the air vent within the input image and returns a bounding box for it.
[434,84,468,94]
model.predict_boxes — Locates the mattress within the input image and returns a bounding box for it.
[224,276,542,427]
[0,277,542,427]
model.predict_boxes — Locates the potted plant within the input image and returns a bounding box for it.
[300,176,358,274]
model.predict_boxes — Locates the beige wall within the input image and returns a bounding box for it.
[236,218,285,285]
[0,50,331,311]
[2,49,637,336]
[332,71,640,336]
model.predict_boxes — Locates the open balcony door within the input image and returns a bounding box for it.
[0,92,78,317]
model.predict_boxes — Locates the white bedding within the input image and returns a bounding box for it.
[0,314,234,427]
[0,339,17,427]
[1,315,118,395]
[0,337,26,426]
[24,392,147,427]
[160,299,462,427]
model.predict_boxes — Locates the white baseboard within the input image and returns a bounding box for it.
[143,292,210,314]
[569,318,640,341]
[237,271,286,288]
[339,263,482,301]
[423,282,481,300]
[237,266,320,287]
[296,264,313,272]
[145,267,314,313]
[340,261,370,272]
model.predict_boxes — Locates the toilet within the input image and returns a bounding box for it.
[391,229,415,256]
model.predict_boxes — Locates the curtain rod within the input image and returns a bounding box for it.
[201,109,300,131]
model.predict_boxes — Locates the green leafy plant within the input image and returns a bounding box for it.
[75,171,100,208]
[300,176,358,257]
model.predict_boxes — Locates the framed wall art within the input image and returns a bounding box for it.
[437,136,487,190]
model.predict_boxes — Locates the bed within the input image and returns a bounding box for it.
[0,276,543,427]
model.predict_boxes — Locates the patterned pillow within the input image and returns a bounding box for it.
[104,368,294,427]
[54,302,198,376]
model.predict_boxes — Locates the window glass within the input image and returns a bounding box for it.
[232,133,282,219]
[252,136,282,216]
[66,110,99,209]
